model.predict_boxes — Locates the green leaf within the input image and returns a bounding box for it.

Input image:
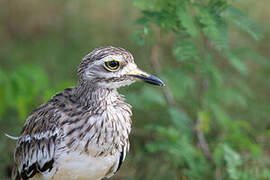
[197,110,211,133]
[226,53,248,75]
[0,68,6,82]
[133,0,156,10]
[164,68,195,101]
[222,88,247,107]
[208,103,231,128]
[199,58,224,88]
[126,86,166,110]
[141,86,166,105]
[154,126,180,141]
[223,144,242,180]
[213,144,224,166]
[222,6,262,40]
[173,37,199,62]
[3,65,50,119]
[169,107,191,135]
[176,6,198,37]
[197,6,228,50]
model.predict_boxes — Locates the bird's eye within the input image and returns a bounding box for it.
[104,60,120,71]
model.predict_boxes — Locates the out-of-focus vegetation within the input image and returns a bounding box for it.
[0,0,270,179]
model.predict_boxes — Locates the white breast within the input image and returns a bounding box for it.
[42,151,119,180]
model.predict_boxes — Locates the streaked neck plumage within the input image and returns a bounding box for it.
[75,83,120,108]
[67,82,132,155]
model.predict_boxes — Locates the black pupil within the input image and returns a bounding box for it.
[109,61,118,68]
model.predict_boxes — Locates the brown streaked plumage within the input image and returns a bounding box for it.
[11,46,164,180]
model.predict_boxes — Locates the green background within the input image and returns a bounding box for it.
[0,0,270,179]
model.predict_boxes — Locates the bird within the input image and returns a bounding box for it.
[11,46,165,180]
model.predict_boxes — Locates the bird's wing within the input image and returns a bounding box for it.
[12,103,62,180]
[116,151,124,172]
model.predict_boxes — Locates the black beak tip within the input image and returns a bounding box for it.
[146,75,165,87]
[129,74,165,87]
[156,80,165,87]
[160,81,166,86]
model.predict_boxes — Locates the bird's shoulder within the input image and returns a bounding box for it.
[20,87,78,136]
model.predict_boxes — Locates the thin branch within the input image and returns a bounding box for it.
[150,44,177,106]
[149,43,213,163]
[195,118,213,162]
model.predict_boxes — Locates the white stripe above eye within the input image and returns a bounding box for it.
[101,55,123,62]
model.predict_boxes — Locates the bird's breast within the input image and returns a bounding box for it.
[53,102,132,179]
[61,101,132,156]
[52,151,119,180]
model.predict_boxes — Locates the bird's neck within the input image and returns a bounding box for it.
[74,83,122,107]
[72,83,132,156]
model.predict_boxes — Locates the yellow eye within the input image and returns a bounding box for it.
[104,60,120,71]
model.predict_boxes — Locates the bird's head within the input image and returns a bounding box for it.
[78,46,165,89]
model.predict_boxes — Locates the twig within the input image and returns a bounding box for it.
[195,118,213,162]
[149,43,213,163]
[150,44,177,106]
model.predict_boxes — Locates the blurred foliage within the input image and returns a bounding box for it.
[0,0,270,179]
[131,0,270,179]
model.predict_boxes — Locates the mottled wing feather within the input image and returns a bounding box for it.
[12,103,61,180]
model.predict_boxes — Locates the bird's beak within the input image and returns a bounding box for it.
[127,68,165,86]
